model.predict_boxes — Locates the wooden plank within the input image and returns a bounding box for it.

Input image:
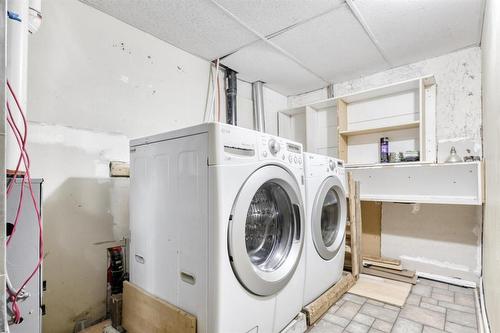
[361,202,381,257]
[362,267,417,285]
[367,266,415,278]
[109,161,130,177]
[348,274,411,307]
[347,172,359,279]
[363,259,403,271]
[337,99,348,161]
[303,272,356,326]
[354,181,363,277]
[122,281,196,333]
[80,320,111,333]
[339,121,420,136]
[363,256,401,266]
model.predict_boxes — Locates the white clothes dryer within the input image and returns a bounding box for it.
[302,152,347,306]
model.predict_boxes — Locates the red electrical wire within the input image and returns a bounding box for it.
[5,80,44,324]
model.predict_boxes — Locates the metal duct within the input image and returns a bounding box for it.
[225,68,237,125]
[252,81,265,132]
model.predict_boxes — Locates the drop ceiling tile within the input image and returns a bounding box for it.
[80,0,259,60]
[214,0,344,36]
[352,0,484,66]
[271,4,390,83]
[221,41,327,96]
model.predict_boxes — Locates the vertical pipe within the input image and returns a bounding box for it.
[252,81,265,132]
[6,0,29,172]
[0,0,7,329]
[225,69,237,126]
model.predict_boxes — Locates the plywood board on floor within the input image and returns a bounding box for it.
[122,281,196,333]
[348,274,411,307]
[80,320,111,333]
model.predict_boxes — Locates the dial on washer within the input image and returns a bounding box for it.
[268,139,281,155]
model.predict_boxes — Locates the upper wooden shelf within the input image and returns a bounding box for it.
[339,120,420,136]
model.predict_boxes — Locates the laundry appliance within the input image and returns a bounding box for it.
[129,123,306,333]
[303,152,347,306]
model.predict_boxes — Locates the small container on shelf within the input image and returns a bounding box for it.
[380,137,389,163]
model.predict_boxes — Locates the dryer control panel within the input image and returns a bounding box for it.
[304,153,346,188]
[259,135,303,169]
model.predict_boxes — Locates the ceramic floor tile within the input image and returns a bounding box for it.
[345,320,370,333]
[359,303,399,323]
[399,305,445,329]
[392,318,423,333]
[336,301,362,320]
[446,309,477,328]
[371,319,393,333]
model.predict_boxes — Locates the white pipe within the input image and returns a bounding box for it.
[6,0,30,172]
[28,0,42,34]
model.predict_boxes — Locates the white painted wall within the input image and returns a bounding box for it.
[27,1,286,332]
[287,47,483,283]
[481,0,500,329]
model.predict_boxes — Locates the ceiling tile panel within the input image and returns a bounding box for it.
[214,0,344,36]
[352,0,484,66]
[221,41,326,96]
[270,4,390,83]
[80,0,259,60]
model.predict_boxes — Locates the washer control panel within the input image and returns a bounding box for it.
[260,136,303,167]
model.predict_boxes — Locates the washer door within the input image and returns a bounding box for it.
[228,165,304,296]
[312,176,347,260]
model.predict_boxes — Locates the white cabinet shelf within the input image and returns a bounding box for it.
[277,75,437,165]
[347,161,483,205]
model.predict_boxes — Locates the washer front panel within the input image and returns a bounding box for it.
[228,165,304,296]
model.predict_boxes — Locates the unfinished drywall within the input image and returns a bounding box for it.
[27,123,129,332]
[481,0,500,329]
[381,203,482,282]
[27,1,287,332]
[287,47,483,283]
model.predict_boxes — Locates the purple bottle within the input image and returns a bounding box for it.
[380,137,389,163]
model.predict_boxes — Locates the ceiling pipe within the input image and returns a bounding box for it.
[252,81,265,132]
[225,68,237,126]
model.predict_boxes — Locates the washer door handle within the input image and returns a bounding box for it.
[293,204,301,241]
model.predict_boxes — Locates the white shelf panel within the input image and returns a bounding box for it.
[347,161,483,205]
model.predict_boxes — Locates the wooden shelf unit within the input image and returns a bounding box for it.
[336,76,436,165]
[277,76,437,166]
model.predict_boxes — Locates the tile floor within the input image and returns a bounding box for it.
[309,278,479,333]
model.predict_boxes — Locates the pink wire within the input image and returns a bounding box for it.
[5,115,26,247]
[6,80,44,324]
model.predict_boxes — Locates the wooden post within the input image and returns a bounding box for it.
[355,181,363,276]
[347,172,359,279]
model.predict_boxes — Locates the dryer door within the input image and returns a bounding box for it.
[228,165,304,296]
[312,176,347,260]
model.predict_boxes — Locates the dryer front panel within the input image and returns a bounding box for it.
[312,176,347,260]
[228,165,304,296]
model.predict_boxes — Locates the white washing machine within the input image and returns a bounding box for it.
[129,122,306,333]
[303,152,347,306]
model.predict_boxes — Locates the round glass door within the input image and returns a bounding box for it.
[246,182,295,272]
[228,166,304,296]
[312,177,347,260]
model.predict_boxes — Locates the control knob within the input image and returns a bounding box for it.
[329,160,335,171]
[268,139,281,155]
